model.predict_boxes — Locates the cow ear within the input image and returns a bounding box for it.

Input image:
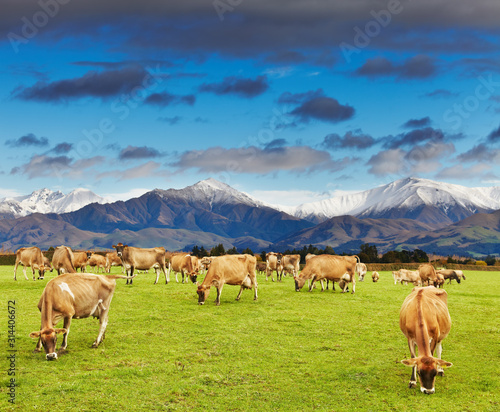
[55,328,67,335]
[401,359,418,367]
[112,245,116,248]
[29,331,41,338]
[437,360,453,368]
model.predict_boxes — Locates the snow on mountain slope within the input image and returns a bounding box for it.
[0,188,108,218]
[154,178,267,209]
[284,177,500,223]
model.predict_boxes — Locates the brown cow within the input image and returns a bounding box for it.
[400,286,453,394]
[265,252,282,282]
[294,254,357,294]
[279,254,300,280]
[356,262,368,281]
[197,254,258,306]
[371,271,380,282]
[14,246,46,281]
[256,261,267,275]
[87,253,107,273]
[436,269,461,284]
[43,256,53,273]
[418,264,438,286]
[29,273,130,360]
[105,252,123,273]
[169,253,198,283]
[72,251,91,272]
[52,246,76,276]
[394,269,422,286]
[112,243,168,284]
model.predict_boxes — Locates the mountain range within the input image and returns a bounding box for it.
[1,177,500,257]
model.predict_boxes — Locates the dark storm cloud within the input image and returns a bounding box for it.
[401,117,432,129]
[119,146,162,160]
[5,133,48,147]
[355,55,437,79]
[13,67,151,102]
[199,75,269,98]
[290,96,355,124]
[2,1,500,60]
[322,130,376,150]
[144,92,195,107]
[457,144,494,163]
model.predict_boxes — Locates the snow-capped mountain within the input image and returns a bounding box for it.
[0,188,108,218]
[153,177,266,209]
[281,177,500,226]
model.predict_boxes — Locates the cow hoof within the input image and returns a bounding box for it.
[33,348,41,353]
[92,342,99,348]
[57,348,67,355]
[409,381,417,389]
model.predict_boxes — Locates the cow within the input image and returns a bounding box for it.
[112,243,168,284]
[454,270,466,281]
[13,246,46,281]
[372,271,380,282]
[105,252,123,273]
[169,253,198,283]
[294,254,357,294]
[52,246,76,276]
[279,254,300,280]
[87,253,107,273]
[265,252,282,282]
[72,251,91,272]
[199,256,214,275]
[436,269,461,285]
[256,261,267,276]
[356,262,368,281]
[418,264,438,286]
[197,254,257,306]
[399,286,453,394]
[43,256,53,273]
[29,273,131,360]
[393,269,422,286]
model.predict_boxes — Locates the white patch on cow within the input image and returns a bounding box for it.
[58,282,75,299]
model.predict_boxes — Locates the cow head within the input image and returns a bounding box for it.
[189,272,198,284]
[112,243,127,258]
[401,356,453,394]
[196,284,210,305]
[276,253,283,264]
[86,251,93,259]
[29,327,67,360]
[294,275,306,291]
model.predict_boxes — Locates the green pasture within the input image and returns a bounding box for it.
[1,266,499,411]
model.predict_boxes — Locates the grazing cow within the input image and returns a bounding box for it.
[394,269,422,286]
[399,286,453,394]
[43,256,53,273]
[52,246,76,276]
[197,254,257,306]
[256,261,267,276]
[279,254,300,280]
[87,253,107,273]
[294,254,357,294]
[73,251,91,272]
[169,253,198,283]
[199,256,213,275]
[356,262,368,281]
[372,271,380,282]
[13,246,46,281]
[454,270,465,281]
[436,269,461,285]
[105,252,123,273]
[418,264,438,286]
[112,243,168,284]
[29,273,130,360]
[265,252,282,282]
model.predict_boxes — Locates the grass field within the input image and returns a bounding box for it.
[1,265,499,411]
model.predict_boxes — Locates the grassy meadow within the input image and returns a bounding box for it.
[1,265,499,411]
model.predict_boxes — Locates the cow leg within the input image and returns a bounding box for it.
[31,267,36,281]
[59,316,72,351]
[23,266,29,281]
[13,262,19,281]
[93,311,109,348]
[33,336,43,353]
[309,277,317,292]
[154,267,160,284]
[236,285,244,301]
[351,277,356,294]
[215,285,223,306]
[435,341,445,376]
[407,339,418,388]
[163,265,169,284]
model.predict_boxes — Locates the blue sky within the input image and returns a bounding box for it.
[1,0,500,205]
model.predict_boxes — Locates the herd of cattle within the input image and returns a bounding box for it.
[12,244,464,394]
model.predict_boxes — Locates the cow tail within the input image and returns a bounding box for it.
[353,255,360,264]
